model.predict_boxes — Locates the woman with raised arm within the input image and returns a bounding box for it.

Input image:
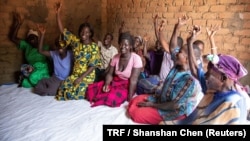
[160,25,249,125]
[54,2,101,100]
[34,24,73,96]
[127,15,203,125]
[9,11,50,88]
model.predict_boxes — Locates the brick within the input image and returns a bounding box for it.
[162,13,174,18]
[193,20,207,27]
[168,6,180,12]
[210,5,226,12]
[238,52,250,61]
[228,5,246,12]
[206,0,217,5]
[234,29,250,36]
[190,0,204,6]
[188,12,202,19]
[243,21,250,28]
[241,38,250,45]
[224,36,240,44]
[197,6,209,12]
[219,0,237,4]
[241,12,250,19]
[236,45,247,52]
[203,13,217,19]
[180,6,194,12]
[173,0,183,6]
[239,0,250,4]
[219,12,236,19]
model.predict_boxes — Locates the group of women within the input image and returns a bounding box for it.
[9,1,249,125]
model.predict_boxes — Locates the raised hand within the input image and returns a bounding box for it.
[153,14,158,24]
[159,20,166,32]
[37,24,46,35]
[55,1,62,13]
[206,24,220,39]
[187,25,201,42]
[177,14,190,28]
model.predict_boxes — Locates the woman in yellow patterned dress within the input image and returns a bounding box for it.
[55,2,101,100]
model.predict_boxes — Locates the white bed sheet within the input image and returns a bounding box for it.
[0,84,139,141]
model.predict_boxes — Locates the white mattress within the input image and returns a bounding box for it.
[0,84,139,141]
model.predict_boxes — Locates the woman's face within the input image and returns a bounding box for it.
[119,39,131,54]
[27,34,38,47]
[103,34,112,46]
[80,26,91,42]
[205,68,223,91]
[134,37,141,49]
[175,46,187,66]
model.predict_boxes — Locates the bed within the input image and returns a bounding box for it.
[0,84,139,141]
[1,84,250,141]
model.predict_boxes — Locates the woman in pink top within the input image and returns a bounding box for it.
[86,32,143,107]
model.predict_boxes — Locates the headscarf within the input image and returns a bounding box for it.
[135,36,143,44]
[207,54,248,82]
[27,29,39,37]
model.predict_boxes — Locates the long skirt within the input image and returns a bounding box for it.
[86,76,129,107]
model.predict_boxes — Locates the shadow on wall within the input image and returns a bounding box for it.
[26,0,48,23]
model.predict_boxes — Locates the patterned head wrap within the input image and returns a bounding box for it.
[207,54,248,82]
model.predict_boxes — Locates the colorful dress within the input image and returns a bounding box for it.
[19,40,50,88]
[55,29,101,100]
[161,90,248,125]
[128,68,204,124]
[86,53,143,107]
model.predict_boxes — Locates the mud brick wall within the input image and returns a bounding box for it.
[0,0,250,86]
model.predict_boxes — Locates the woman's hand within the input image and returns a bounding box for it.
[54,1,62,14]
[37,24,46,35]
[102,85,110,92]
[73,77,82,86]
[137,101,154,107]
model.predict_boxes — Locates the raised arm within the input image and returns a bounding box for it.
[206,24,220,55]
[169,15,190,54]
[143,33,150,59]
[37,24,50,57]
[158,20,170,53]
[9,11,23,45]
[187,25,201,78]
[153,14,159,40]
[55,1,64,33]
[118,21,125,36]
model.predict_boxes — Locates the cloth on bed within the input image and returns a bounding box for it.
[0,84,138,141]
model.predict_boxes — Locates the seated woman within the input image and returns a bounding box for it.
[127,15,204,125]
[54,2,101,100]
[86,32,143,107]
[161,54,248,125]
[9,11,51,88]
[34,24,73,96]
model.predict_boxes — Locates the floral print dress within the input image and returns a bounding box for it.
[56,29,101,100]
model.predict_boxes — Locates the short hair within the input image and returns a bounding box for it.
[193,40,204,50]
[118,32,134,46]
[78,22,94,39]
[105,33,113,40]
